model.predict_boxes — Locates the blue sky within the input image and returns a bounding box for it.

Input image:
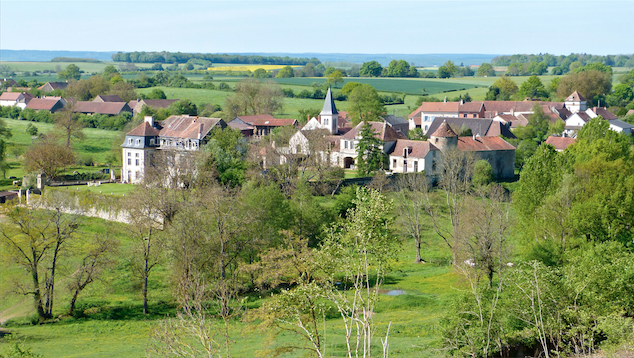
[2,0,633,55]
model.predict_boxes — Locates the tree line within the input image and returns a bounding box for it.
[111,51,321,66]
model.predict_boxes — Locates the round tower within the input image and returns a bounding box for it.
[429,120,458,151]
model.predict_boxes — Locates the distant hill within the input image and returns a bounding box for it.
[0,50,117,62]
[0,49,500,66]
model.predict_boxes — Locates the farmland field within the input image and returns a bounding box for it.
[207,64,301,72]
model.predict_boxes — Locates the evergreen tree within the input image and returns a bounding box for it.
[355,121,386,176]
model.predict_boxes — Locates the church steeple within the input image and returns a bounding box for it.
[320,87,338,134]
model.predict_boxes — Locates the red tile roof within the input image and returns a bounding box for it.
[391,140,437,158]
[457,136,515,152]
[430,120,457,138]
[545,136,576,151]
[590,107,618,120]
[409,102,460,118]
[0,92,23,101]
[127,121,160,136]
[160,115,224,139]
[252,118,297,127]
[236,114,276,124]
[565,91,586,102]
[459,101,485,113]
[342,121,408,141]
[25,98,63,110]
[73,101,132,115]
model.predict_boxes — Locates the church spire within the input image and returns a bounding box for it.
[320,87,338,115]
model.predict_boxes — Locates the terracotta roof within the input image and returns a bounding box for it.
[25,98,63,110]
[459,101,485,113]
[590,107,618,120]
[159,115,224,139]
[430,120,457,138]
[627,110,634,116]
[127,121,160,137]
[73,101,132,115]
[506,114,530,128]
[252,118,297,127]
[390,139,438,158]
[235,114,276,125]
[545,136,576,151]
[342,121,408,141]
[457,136,515,152]
[0,92,23,101]
[495,114,517,122]
[409,102,460,118]
[228,120,254,131]
[93,94,123,102]
[140,99,179,109]
[565,91,586,102]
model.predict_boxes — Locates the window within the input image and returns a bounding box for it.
[150,139,155,146]
[392,159,396,168]
[127,152,131,157]
[135,159,139,166]
[403,160,408,172]
[127,158,131,165]
[424,116,429,122]
[136,139,141,145]
[127,138,132,145]
[324,118,329,125]
[414,161,418,172]
[344,141,348,149]
[135,153,139,157]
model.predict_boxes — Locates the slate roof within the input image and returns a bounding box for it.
[159,115,224,139]
[38,82,68,91]
[320,87,338,115]
[390,140,437,158]
[565,91,586,102]
[590,107,618,120]
[545,136,576,151]
[342,121,407,141]
[608,119,634,130]
[93,94,123,102]
[228,120,254,131]
[382,114,409,126]
[457,136,515,152]
[127,121,160,137]
[73,101,132,115]
[1,79,18,86]
[430,120,458,137]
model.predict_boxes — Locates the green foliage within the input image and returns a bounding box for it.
[57,64,81,81]
[168,99,197,116]
[517,75,549,99]
[556,70,612,105]
[359,60,383,77]
[485,76,518,100]
[347,84,385,125]
[472,160,493,186]
[204,126,247,186]
[275,65,294,78]
[476,63,496,77]
[355,121,387,176]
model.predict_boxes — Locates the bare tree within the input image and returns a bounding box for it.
[423,149,476,263]
[54,103,85,148]
[394,173,431,263]
[67,231,118,316]
[22,138,75,179]
[224,79,284,118]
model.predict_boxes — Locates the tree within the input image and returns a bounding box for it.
[486,76,518,100]
[168,99,198,116]
[54,103,85,147]
[518,75,549,99]
[223,79,284,118]
[472,160,493,187]
[146,88,167,100]
[359,61,383,77]
[476,63,496,77]
[253,68,270,78]
[395,174,431,263]
[22,139,75,179]
[107,81,138,102]
[0,192,82,322]
[204,127,247,186]
[276,65,295,78]
[556,70,612,105]
[437,60,457,78]
[347,84,385,125]
[25,123,38,137]
[317,187,397,358]
[58,64,81,81]
[326,70,344,88]
[355,121,386,176]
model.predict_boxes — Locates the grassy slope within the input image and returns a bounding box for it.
[0,192,461,358]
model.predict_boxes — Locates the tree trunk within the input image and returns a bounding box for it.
[143,261,149,315]
[31,263,48,322]
[45,238,63,316]
[68,289,80,316]
[415,239,422,263]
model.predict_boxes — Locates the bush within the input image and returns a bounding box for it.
[472,159,493,187]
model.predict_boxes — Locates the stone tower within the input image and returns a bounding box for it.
[429,120,458,151]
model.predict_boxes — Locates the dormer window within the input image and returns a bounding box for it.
[403,148,408,158]
[128,138,132,145]
[150,139,155,145]
[136,139,141,145]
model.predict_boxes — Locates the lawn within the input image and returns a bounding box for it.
[0,188,461,358]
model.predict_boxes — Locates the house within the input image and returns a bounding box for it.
[0,92,33,109]
[93,94,123,102]
[121,115,227,183]
[73,101,132,116]
[492,114,528,129]
[0,79,18,89]
[389,140,437,173]
[564,106,631,136]
[128,99,179,115]
[545,136,576,152]
[227,118,254,137]
[252,118,298,137]
[337,121,407,169]
[564,91,587,114]
[425,117,516,139]
[38,82,68,93]
[24,97,66,113]
[409,100,488,134]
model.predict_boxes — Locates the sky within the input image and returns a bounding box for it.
[2,0,633,56]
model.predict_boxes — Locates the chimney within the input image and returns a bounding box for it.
[198,123,204,139]
[144,116,154,127]
[443,96,447,103]
[460,99,464,105]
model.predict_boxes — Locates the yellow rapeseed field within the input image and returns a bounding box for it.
[207,65,300,72]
